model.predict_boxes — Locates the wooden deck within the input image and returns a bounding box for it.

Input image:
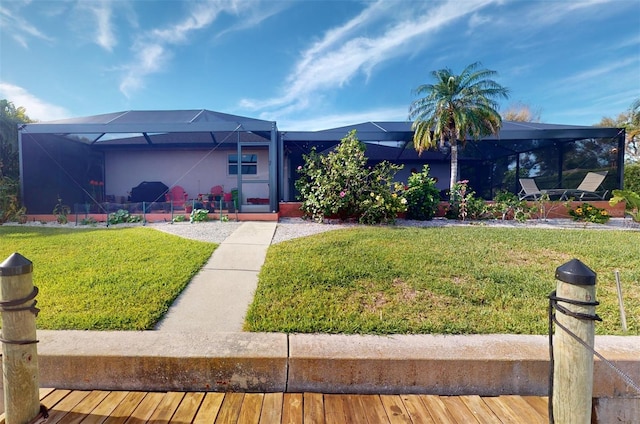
[2,388,550,423]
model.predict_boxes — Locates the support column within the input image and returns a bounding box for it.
[0,253,41,424]
[551,259,599,424]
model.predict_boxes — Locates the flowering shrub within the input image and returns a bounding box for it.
[405,165,441,220]
[295,130,406,224]
[568,202,610,224]
[447,180,488,220]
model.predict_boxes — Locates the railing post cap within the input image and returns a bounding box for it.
[0,253,33,276]
[555,258,596,286]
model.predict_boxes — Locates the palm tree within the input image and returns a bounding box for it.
[408,62,509,196]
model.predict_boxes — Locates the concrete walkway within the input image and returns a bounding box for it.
[154,221,277,332]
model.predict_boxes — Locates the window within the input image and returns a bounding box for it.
[228,154,258,175]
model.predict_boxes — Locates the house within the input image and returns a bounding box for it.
[18,110,625,216]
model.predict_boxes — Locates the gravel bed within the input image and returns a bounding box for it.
[147,221,243,243]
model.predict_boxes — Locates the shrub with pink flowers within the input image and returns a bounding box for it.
[295,130,406,224]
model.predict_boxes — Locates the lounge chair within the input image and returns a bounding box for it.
[518,179,543,200]
[560,171,608,200]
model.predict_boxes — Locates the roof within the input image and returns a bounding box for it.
[20,110,624,157]
[21,109,277,146]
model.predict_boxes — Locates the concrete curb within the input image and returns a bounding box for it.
[12,331,639,397]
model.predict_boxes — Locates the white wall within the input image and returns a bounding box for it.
[104,149,270,203]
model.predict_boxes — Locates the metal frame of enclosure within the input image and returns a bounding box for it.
[18,110,625,214]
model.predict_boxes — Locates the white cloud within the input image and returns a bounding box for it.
[239,0,495,117]
[118,0,276,98]
[85,0,117,51]
[0,83,70,122]
[0,4,53,48]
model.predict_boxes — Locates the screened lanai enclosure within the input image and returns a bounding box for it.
[18,110,625,216]
[19,110,278,215]
[281,121,625,202]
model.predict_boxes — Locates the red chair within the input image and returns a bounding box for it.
[210,185,224,202]
[165,186,188,209]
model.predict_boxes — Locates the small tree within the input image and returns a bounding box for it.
[295,130,406,224]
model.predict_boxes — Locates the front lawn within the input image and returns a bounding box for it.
[245,226,639,335]
[0,226,215,330]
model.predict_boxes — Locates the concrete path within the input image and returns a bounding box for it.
[154,221,277,332]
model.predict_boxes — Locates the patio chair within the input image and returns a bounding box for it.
[166,185,188,209]
[210,185,224,201]
[560,171,608,200]
[518,179,543,200]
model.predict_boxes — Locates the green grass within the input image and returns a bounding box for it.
[245,226,640,335]
[0,226,216,330]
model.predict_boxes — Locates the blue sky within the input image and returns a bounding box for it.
[1,0,639,129]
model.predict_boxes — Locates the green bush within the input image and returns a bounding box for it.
[609,189,640,222]
[295,130,406,224]
[108,209,142,225]
[489,191,532,222]
[624,163,640,193]
[405,165,440,220]
[189,208,209,223]
[0,176,25,223]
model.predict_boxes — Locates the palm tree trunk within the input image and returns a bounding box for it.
[449,142,459,200]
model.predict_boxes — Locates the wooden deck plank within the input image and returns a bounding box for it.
[303,392,325,424]
[501,396,547,424]
[40,388,72,409]
[323,394,347,424]
[342,394,369,424]
[75,391,130,424]
[419,395,457,424]
[459,395,502,424]
[440,396,482,423]
[482,396,523,423]
[172,392,206,423]
[193,392,225,424]
[39,387,56,398]
[380,395,412,424]
[522,395,550,419]
[62,391,111,424]
[237,393,265,423]
[102,391,147,424]
[0,389,549,423]
[282,393,303,424]
[146,392,186,423]
[45,390,91,424]
[400,394,436,424]
[356,395,390,424]
[259,392,284,424]
[215,392,245,423]
[124,392,165,423]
